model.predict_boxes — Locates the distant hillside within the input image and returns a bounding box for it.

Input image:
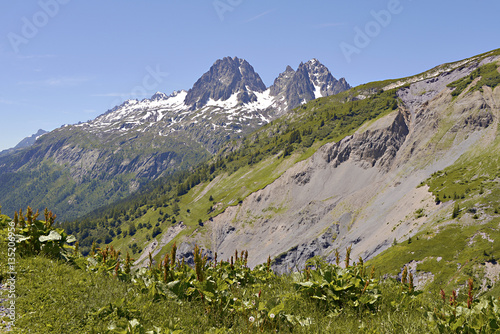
[0,129,46,157]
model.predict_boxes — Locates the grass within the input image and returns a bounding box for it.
[2,201,500,333]
[105,150,299,262]
[368,218,500,296]
[425,129,500,209]
[8,247,438,333]
[447,62,500,98]
[2,211,434,333]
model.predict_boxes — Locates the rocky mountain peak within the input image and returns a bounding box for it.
[269,65,296,96]
[184,56,266,110]
[150,91,168,101]
[269,58,351,114]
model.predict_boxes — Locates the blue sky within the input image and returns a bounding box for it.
[1,0,499,150]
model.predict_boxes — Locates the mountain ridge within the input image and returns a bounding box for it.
[0,56,350,220]
[0,129,47,157]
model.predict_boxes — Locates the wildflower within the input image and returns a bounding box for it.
[233,297,237,302]
[467,278,474,309]
[269,313,275,319]
[249,316,255,323]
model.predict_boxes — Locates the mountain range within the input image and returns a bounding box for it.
[0,57,349,220]
[57,48,500,298]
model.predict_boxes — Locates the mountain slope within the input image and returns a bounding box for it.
[184,56,267,110]
[0,57,349,220]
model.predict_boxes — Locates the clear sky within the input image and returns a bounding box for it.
[1,0,499,151]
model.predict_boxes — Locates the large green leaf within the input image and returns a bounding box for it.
[16,234,31,242]
[39,230,62,242]
[66,235,77,243]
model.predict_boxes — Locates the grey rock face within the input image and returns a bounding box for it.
[269,65,295,96]
[271,225,338,274]
[185,57,266,110]
[301,59,350,96]
[323,111,410,171]
[150,92,168,101]
[463,109,493,130]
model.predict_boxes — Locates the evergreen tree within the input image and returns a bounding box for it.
[128,223,136,236]
[452,202,460,219]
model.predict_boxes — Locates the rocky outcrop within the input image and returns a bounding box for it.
[271,225,338,274]
[269,65,295,96]
[463,109,493,130]
[322,111,409,171]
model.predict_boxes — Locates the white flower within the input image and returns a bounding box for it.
[249,316,255,323]
[269,313,275,319]
[233,297,237,302]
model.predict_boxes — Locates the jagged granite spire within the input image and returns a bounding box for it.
[185,56,266,110]
[269,59,351,114]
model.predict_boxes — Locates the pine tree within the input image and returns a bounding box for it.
[452,202,460,219]
[128,223,136,236]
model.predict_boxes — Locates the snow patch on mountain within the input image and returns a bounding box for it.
[205,93,240,109]
[245,89,274,112]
